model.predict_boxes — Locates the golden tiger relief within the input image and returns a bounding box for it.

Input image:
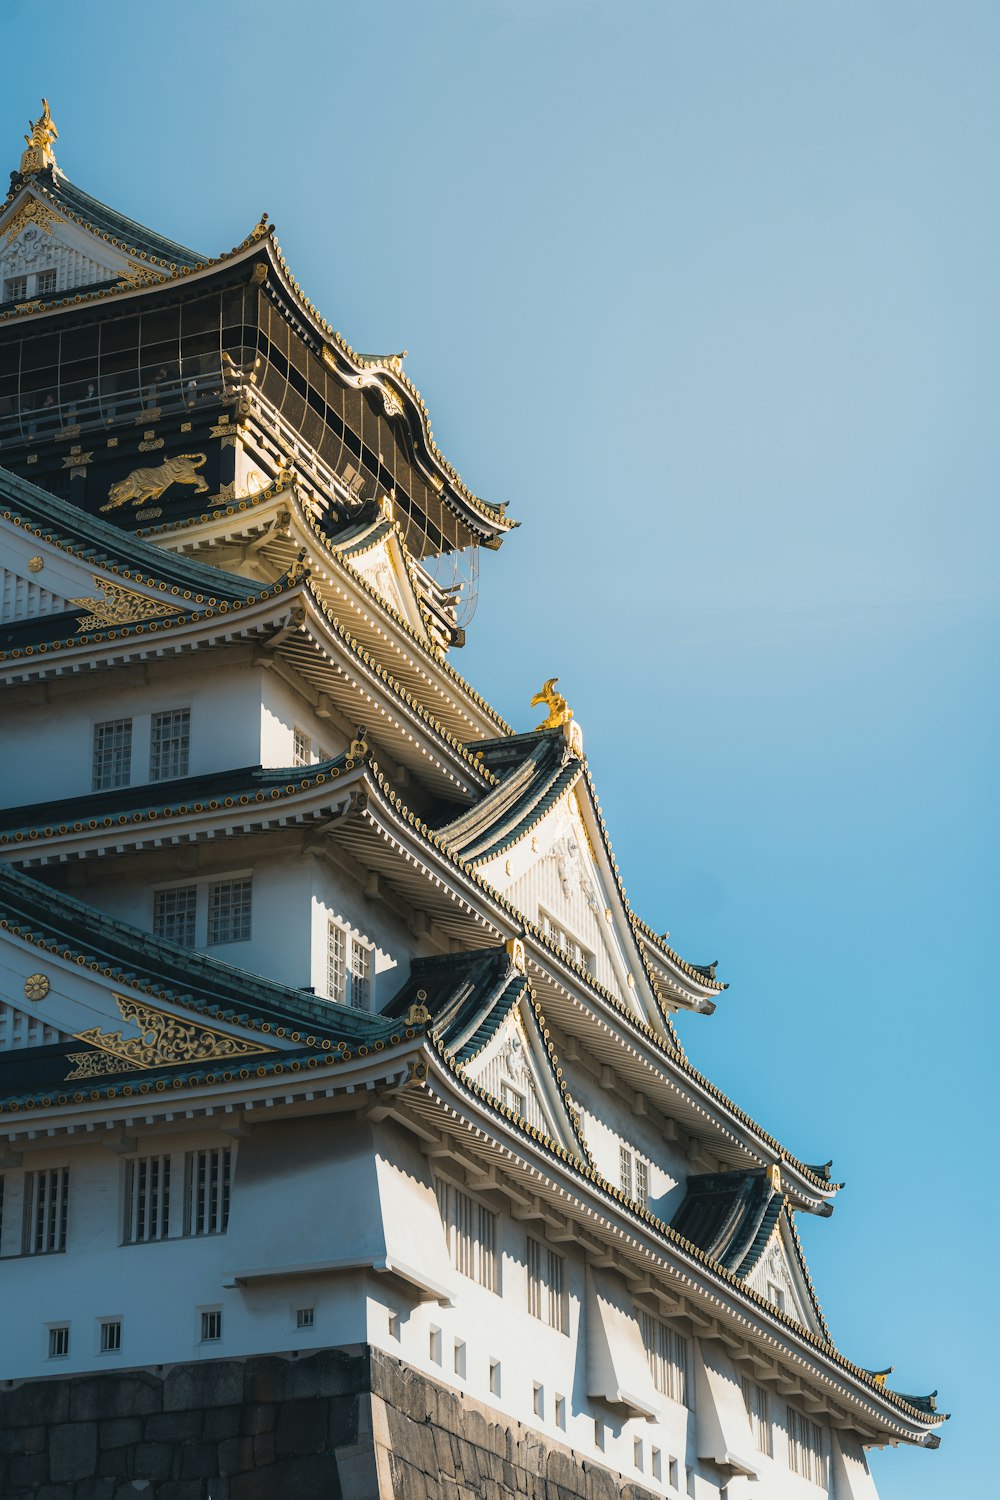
[101,453,209,512]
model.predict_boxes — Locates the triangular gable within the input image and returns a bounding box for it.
[477,775,666,1034]
[343,525,431,642]
[0,514,194,630]
[459,994,581,1157]
[743,1212,823,1336]
[0,183,147,303]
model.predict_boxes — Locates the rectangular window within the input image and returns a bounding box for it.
[435,1177,499,1292]
[652,1449,662,1482]
[48,1325,69,1359]
[296,1307,315,1329]
[501,1080,527,1116]
[183,1148,231,1236]
[5,276,27,302]
[100,1319,122,1353]
[152,886,197,947]
[429,1326,442,1364]
[527,1235,567,1333]
[23,1168,69,1255]
[539,910,594,972]
[388,1310,400,1341]
[327,922,373,1009]
[620,1143,633,1198]
[640,1312,688,1405]
[533,1381,543,1417]
[149,708,190,781]
[35,269,56,296]
[93,718,132,790]
[123,1155,171,1243]
[635,1157,649,1209]
[633,1438,643,1471]
[454,1339,466,1377]
[200,1309,222,1343]
[489,1359,501,1395]
[292,727,310,766]
[208,877,252,945]
[555,1394,566,1430]
[787,1408,827,1486]
[741,1376,771,1455]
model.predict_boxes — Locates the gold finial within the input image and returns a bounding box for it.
[20,98,58,175]
[530,677,572,731]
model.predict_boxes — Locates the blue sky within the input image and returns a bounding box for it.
[4,2,995,1491]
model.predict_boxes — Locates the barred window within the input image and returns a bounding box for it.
[539,911,594,972]
[741,1376,771,1455]
[208,878,251,945]
[5,276,27,302]
[635,1156,649,1209]
[620,1144,633,1197]
[527,1235,567,1333]
[123,1155,171,1243]
[327,922,373,1009]
[640,1312,689,1405]
[48,1325,69,1359]
[292,727,310,766]
[435,1177,498,1292]
[787,1408,827,1486]
[23,1167,69,1254]
[93,718,132,790]
[150,708,190,780]
[620,1145,649,1208]
[153,885,197,947]
[100,1319,122,1353]
[201,1309,222,1342]
[183,1148,231,1236]
[35,269,56,296]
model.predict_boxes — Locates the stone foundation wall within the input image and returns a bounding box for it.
[0,1346,659,1500]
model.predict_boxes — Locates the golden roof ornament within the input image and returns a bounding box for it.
[531,677,572,731]
[20,98,58,175]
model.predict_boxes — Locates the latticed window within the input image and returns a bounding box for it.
[48,1326,69,1359]
[741,1377,771,1455]
[123,1155,171,1243]
[93,718,132,790]
[183,1148,231,1236]
[150,708,190,780]
[787,1408,827,1486]
[620,1144,633,1197]
[208,878,251,945]
[640,1312,689,1404]
[23,1167,69,1254]
[35,269,56,295]
[435,1177,498,1292]
[539,911,594,972]
[292,727,310,766]
[4,276,27,302]
[527,1236,567,1333]
[153,885,197,947]
[635,1157,649,1209]
[327,922,373,1009]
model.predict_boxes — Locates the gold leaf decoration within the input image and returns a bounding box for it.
[66,993,271,1080]
[69,575,179,632]
[2,196,64,244]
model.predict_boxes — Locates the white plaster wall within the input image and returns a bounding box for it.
[259,670,347,769]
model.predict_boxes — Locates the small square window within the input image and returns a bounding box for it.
[5,276,27,303]
[48,1325,69,1359]
[100,1319,122,1353]
[295,1307,314,1330]
[200,1309,222,1342]
[35,269,56,296]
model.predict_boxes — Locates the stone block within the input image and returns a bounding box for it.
[231,1453,341,1500]
[158,1483,206,1500]
[100,1417,144,1449]
[49,1421,99,1483]
[275,1397,328,1455]
[218,1436,256,1476]
[203,1404,243,1440]
[239,1402,276,1436]
[0,1423,44,1456]
[242,1357,288,1404]
[98,1447,134,1480]
[71,1373,163,1422]
[253,1433,275,1466]
[3,1378,70,1426]
[175,1440,219,1479]
[164,1359,244,1411]
[328,1393,360,1448]
[9,1450,49,1490]
[132,1441,174,1482]
[144,1409,204,1443]
[73,1480,116,1500]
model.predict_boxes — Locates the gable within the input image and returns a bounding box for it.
[347,529,429,640]
[0,185,141,302]
[744,1216,821,1335]
[479,787,660,1030]
[0,519,185,630]
[460,999,580,1156]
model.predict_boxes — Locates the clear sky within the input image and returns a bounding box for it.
[3,2,994,1492]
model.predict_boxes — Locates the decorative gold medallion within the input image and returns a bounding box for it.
[70,575,179,632]
[66,992,271,1080]
[27,555,43,574]
[24,973,50,1002]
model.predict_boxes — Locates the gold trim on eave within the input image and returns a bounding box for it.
[66,993,271,1080]
[70,575,179,632]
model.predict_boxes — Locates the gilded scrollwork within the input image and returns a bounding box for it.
[70,576,178,632]
[66,993,271,1080]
